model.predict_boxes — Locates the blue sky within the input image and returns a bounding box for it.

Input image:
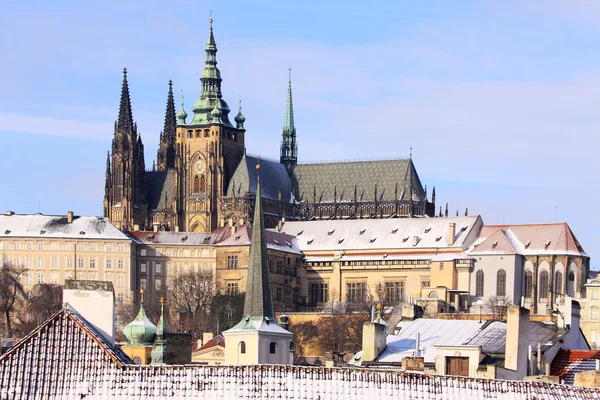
[1,1,599,266]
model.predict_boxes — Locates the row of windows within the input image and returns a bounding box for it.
[22,272,126,287]
[184,129,238,141]
[1,242,127,252]
[139,263,210,275]
[138,248,213,258]
[307,259,432,268]
[475,269,576,300]
[4,255,125,270]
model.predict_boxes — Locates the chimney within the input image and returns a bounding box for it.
[505,306,529,379]
[203,332,214,346]
[361,318,388,362]
[67,211,74,223]
[448,223,456,245]
[63,280,115,345]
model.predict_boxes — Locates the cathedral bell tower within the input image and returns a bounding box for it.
[104,68,148,230]
[174,17,246,232]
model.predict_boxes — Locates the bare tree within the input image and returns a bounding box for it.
[484,295,512,320]
[0,262,27,338]
[170,271,215,339]
[29,284,62,323]
[289,321,319,363]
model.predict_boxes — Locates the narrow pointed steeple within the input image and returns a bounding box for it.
[157,80,177,170]
[105,151,111,189]
[151,297,170,364]
[117,68,134,131]
[242,163,275,321]
[280,69,298,175]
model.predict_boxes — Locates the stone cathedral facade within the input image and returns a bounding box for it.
[104,20,436,232]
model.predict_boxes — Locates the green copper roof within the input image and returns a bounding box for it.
[123,293,156,346]
[234,100,245,129]
[241,165,276,322]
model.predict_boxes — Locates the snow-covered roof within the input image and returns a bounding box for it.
[468,223,587,257]
[129,229,230,246]
[279,216,482,252]
[218,225,302,255]
[0,213,130,240]
[1,306,598,399]
[379,319,485,363]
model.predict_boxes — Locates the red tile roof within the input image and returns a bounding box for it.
[551,349,600,384]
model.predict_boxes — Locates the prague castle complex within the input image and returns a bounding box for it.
[103,19,435,233]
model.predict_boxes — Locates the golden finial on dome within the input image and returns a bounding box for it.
[209,9,213,25]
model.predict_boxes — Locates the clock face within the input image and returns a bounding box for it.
[194,160,205,175]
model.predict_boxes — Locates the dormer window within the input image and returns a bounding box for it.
[391,228,398,234]
[402,236,409,242]
[525,241,531,249]
[79,231,85,235]
[40,230,46,234]
[338,238,345,244]
[359,229,366,235]
[370,237,377,243]
[492,240,498,248]
[328,229,335,235]
[307,238,314,245]
[273,239,280,245]
[545,240,551,249]
[413,236,420,246]
[297,230,304,236]
[461,225,468,231]
[424,227,431,233]
[436,236,442,242]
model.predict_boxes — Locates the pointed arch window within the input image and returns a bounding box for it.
[193,175,200,193]
[539,271,549,302]
[199,175,206,193]
[525,271,533,300]
[567,271,576,297]
[555,271,563,295]
[475,270,484,297]
[496,269,506,297]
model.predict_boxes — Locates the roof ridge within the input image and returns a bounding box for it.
[297,156,410,165]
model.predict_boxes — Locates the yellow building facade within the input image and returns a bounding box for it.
[0,212,135,302]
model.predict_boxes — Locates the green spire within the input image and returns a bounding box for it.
[190,15,233,126]
[242,162,275,321]
[283,68,295,135]
[280,69,298,174]
[150,297,170,364]
[123,290,156,346]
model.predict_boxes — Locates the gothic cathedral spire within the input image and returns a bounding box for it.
[117,68,134,132]
[281,69,297,175]
[157,80,176,170]
[104,68,148,230]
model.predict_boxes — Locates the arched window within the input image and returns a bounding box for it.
[539,271,549,302]
[496,269,506,297]
[525,271,533,300]
[133,356,142,364]
[269,342,277,354]
[428,291,438,299]
[567,271,576,297]
[239,341,246,354]
[555,271,563,295]
[476,270,484,297]
[199,175,206,193]
[592,306,599,320]
[193,175,200,193]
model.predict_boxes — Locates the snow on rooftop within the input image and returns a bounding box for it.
[279,216,481,252]
[0,214,128,240]
[380,319,484,363]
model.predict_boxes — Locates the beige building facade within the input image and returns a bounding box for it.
[0,212,135,303]
[279,217,483,311]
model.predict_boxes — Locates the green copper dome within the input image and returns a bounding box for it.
[177,95,188,124]
[123,292,156,346]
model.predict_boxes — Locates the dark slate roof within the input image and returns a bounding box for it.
[292,158,425,203]
[226,155,293,203]
[146,169,175,210]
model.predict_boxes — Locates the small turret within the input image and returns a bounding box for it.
[211,100,222,123]
[151,297,170,365]
[177,90,188,124]
[234,99,246,129]
[123,290,156,346]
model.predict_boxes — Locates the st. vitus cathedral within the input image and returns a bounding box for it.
[103,19,436,232]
